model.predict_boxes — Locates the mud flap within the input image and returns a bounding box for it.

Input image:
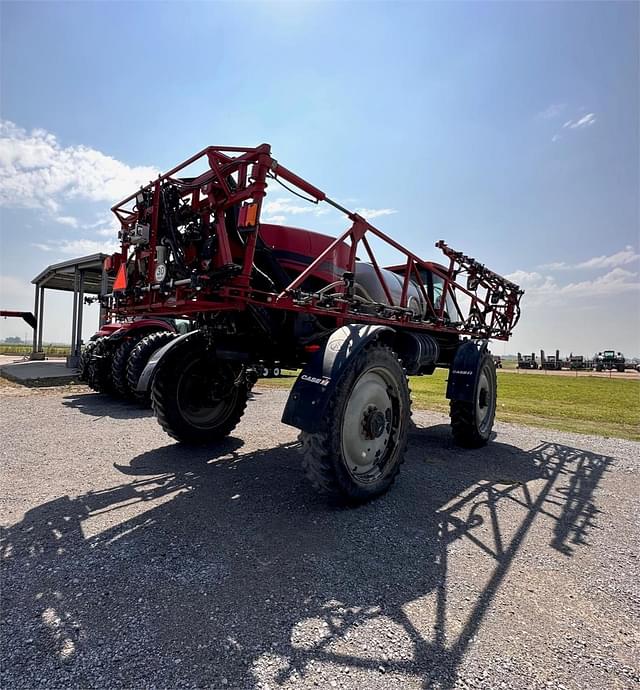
[446,339,489,403]
[136,330,201,394]
[281,324,394,433]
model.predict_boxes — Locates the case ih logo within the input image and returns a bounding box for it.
[301,374,331,386]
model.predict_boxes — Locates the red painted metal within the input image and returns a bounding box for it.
[0,310,37,329]
[108,145,523,341]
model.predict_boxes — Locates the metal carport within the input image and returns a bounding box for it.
[31,254,112,367]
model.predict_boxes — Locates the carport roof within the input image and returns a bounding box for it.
[31,253,110,294]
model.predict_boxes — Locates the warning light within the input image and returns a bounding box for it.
[113,264,127,291]
[238,203,258,228]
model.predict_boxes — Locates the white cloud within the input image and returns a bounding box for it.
[355,207,397,220]
[0,120,157,211]
[33,238,119,256]
[551,134,561,143]
[264,197,313,216]
[540,246,640,271]
[507,266,639,306]
[263,194,396,224]
[54,215,78,227]
[95,227,117,237]
[562,113,596,129]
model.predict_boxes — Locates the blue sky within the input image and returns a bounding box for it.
[1,1,638,354]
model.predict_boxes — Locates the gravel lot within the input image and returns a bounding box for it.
[1,382,639,690]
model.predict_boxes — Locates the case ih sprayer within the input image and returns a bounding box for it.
[87,143,523,503]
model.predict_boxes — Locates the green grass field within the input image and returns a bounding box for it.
[259,369,640,441]
[0,344,70,356]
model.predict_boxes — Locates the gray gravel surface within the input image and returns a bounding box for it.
[1,383,638,690]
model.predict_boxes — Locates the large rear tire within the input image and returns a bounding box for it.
[111,334,149,398]
[86,337,114,393]
[299,341,411,504]
[126,331,177,406]
[151,338,251,444]
[450,353,497,448]
[79,340,99,381]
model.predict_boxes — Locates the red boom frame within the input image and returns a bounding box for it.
[110,144,523,341]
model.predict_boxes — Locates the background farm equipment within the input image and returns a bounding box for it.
[541,349,563,371]
[258,361,283,378]
[568,355,593,370]
[517,352,538,369]
[83,143,523,503]
[594,350,626,372]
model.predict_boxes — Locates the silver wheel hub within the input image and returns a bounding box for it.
[341,369,397,479]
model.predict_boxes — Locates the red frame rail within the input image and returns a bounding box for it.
[109,145,523,341]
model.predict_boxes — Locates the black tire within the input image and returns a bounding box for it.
[272,367,281,377]
[126,331,177,405]
[79,340,99,381]
[450,353,497,448]
[86,337,114,393]
[299,341,411,504]
[151,336,251,444]
[111,333,149,398]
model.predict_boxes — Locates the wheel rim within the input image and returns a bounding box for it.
[475,365,495,435]
[341,366,402,484]
[176,358,239,429]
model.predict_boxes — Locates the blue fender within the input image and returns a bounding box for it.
[445,339,490,403]
[281,324,394,433]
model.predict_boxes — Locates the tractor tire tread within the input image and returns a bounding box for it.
[151,339,250,445]
[126,331,176,406]
[449,353,497,449]
[86,337,113,393]
[298,341,411,504]
[111,335,148,397]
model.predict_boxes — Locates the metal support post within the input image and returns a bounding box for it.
[67,268,80,368]
[29,284,44,360]
[75,270,85,357]
[37,287,45,352]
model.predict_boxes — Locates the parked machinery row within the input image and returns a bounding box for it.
[517,349,631,372]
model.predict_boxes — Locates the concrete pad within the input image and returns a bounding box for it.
[0,358,81,386]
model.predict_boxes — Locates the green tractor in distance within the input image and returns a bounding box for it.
[594,350,626,372]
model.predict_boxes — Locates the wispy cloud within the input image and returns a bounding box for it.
[562,113,596,129]
[263,194,396,224]
[54,215,79,228]
[0,120,157,212]
[547,109,597,142]
[540,246,639,271]
[507,267,639,307]
[264,197,313,216]
[33,237,119,256]
[356,207,397,220]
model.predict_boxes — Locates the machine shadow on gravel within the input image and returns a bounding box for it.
[1,431,613,690]
[61,391,154,419]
